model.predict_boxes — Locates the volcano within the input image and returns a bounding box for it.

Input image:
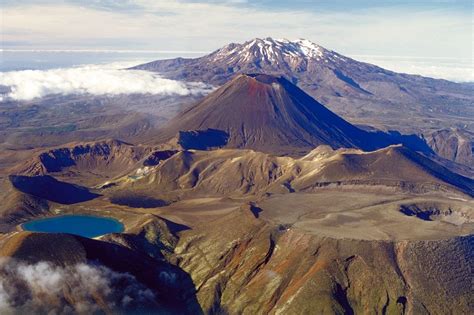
[134,37,474,167]
[156,73,393,154]
[133,38,473,128]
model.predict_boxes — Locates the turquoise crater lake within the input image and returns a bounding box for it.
[22,215,124,238]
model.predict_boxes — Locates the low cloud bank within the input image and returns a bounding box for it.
[0,63,213,101]
[352,55,473,82]
[0,258,158,314]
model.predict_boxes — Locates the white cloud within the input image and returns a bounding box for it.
[1,1,471,82]
[0,258,157,314]
[1,1,471,60]
[352,55,474,83]
[0,61,213,101]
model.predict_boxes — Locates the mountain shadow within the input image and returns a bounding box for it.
[9,175,100,204]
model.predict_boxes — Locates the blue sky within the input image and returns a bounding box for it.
[1,0,473,59]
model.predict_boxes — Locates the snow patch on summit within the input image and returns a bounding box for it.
[209,37,341,64]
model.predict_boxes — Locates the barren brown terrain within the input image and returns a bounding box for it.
[0,132,472,313]
[0,46,472,313]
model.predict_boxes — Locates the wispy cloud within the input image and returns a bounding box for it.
[1,1,471,60]
[0,258,157,314]
[0,61,213,101]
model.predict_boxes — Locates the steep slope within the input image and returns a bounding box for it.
[0,181,50,230]
[155,74,394,154]
[111,145,473,199]
[9,175,100,204]
[1,142,473,314]
[11,139,153,185]
[426,128,474,167]
[133,37,474,137]
[293,145,473,194]
[173,206,473,314]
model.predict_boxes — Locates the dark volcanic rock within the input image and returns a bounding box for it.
[154,74,397,154]
[173,205,474,314]
[132,38,473,135]
[133,37,474,167]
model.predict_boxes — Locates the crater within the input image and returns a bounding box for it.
[9,175,100,204]
[399,203,472,225]
[22,215,124,238]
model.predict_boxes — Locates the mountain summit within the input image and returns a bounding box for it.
[134,37,473,166]
[156,73,391,153]
[133,37,351,86]
[207,37,343,65]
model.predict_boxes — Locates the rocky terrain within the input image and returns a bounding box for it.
[1,38,472,171]
[0,39,472,314]
[153,74,393,154]
[0,136,472,314]
[11,139,153,185]
[134,37,474,168]
[1,89,473,312]
[426,128,474,168]
[173,207,473,314]
[101,145,473,200]
[0,92,201,173]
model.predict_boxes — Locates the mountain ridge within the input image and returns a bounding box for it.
[133,37,474,168]
[151,73,435,156]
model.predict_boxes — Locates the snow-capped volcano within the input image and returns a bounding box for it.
[133,37,353,85]
[207,38,350,70]
[133,37,473,154]
[210,38,340,63]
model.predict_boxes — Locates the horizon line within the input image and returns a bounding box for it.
[0,49,209,54]
[1,49,471,61]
